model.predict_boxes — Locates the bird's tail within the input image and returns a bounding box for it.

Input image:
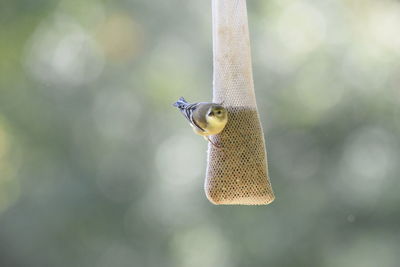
[172,97,188,109]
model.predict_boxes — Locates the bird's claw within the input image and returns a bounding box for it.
[207,136,223,149]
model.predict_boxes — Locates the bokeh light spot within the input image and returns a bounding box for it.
[0,121,20,214]
[171,226,232,267]
[275,2,326,56]
[96,13,143,62]
[24,13,104,87]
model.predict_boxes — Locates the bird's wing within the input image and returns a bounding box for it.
[181,103,206,132]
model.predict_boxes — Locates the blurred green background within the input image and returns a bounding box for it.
[1,0,400,266]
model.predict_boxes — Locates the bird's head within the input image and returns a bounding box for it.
[207,105,228,122]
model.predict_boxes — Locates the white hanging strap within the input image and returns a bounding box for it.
[212,0,256,107]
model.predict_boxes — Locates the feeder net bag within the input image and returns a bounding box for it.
[205,0,275,205]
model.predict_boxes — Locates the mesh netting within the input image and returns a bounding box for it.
[205,0,275,205]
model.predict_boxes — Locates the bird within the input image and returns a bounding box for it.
[173,97,228,148]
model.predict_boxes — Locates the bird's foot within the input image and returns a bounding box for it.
[206,136,223,149]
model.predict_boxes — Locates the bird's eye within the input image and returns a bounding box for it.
[217,111,222,114]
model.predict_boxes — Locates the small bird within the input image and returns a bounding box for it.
[173,97,228,148]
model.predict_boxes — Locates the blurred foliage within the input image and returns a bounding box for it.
[1,0,400,266]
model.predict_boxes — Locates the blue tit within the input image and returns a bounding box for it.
[173,97,228,147]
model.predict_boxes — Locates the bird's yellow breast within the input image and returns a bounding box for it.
[192,115,227,136]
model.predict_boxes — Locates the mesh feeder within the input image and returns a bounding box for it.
[205,0,275,205]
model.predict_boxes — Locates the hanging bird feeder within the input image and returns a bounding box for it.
[205,0,275,205]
